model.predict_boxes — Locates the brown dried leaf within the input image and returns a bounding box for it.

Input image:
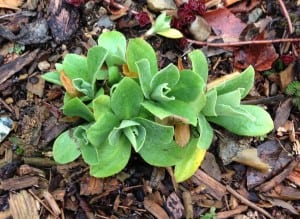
[60,70,81,97]
[233,148,271,173]
[234,32,278,71]
[203,7,246,42]
[279,63,294,91]
[174,123,190,147]
[0,0,22,10]
[122,64,138,78]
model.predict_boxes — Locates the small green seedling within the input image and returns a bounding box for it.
[286,81,300,110]
[145,12,183,39]
[43,31,273,182]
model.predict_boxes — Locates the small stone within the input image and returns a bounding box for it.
[95,15,114,29]
[147,0,177,12]
[189,16,211,41]
[5,97,14,104]
[83,0,95,14]
[38,61,50,71]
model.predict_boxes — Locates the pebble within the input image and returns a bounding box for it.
[38,61,50,71]
[147,0,177,12]
[189,16,211,41]
[0,117,13,143]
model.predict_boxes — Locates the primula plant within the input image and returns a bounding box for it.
[43,31,274,182]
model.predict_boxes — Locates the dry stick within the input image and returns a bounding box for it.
[187,38,300,47]
[277,0,294,34]
[226,185,275,219]
[28,189,58,218]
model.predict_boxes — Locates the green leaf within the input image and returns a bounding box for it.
[109,120,146,152]
[126,38,158,76]
[197,114,213,150]
[42,71,62,85]
[139,140,183,167]
[63,54,89,82]
[53,128,82,164]
[136,59,153,98]
[188,49,208,84]
[63,97,94,122]
[108,66,122,85]
[134,117,174,145]
[111,78,144,120]
[72,125,101,165]
[142,100,198,126]
[201,89,217,116]
[150,83,175,102]
[89,137,131,177]
[92,95,111,120]
[208,66,255,98]
[157,28,183,39]
[72,78,94,98]
[207,105,274,136]
[98,31,126,66]
[150,63,180,90]
[87,46,108,91]
[174,138,207,182]
[153,12,171,32]
[169,70,204,102]
[86,112,119,147]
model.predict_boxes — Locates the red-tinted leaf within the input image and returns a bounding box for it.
[234,32,279,71]
[203,7,246,42]
[135,12,151,27]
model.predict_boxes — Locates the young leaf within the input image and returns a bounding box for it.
[207,105,274,136]
[53,128,82,164]
[63,54,89,82]
[109,120,146,152]
[92,95,111,120]
[72,78,94,98]
[197,114,213,150]
[201,89,218,116]
[89,137,131,177]
[135,59,153,98]
[188,49,208,84]
[42,71,62,85]
[153,12,171,32]
[86,112,119,147]
[142,100,198,126]
[111,78,144,120]
[126,38,158,76]
[97,31,126,66]
[73,125,101,165]
[150,63,180,90]
[174,138,207,182]
[87,46,108,84]
[168,70,204,102]
[157,28,183,39]
[63,97,94,122]
[207,66,255,98]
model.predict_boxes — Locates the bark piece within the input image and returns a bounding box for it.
[0,176,39,190]
[144,199,170,219]
[0,49,39,85]
[9,190,39,219]
[166,192,184,219]
[191,169,226,200]
[48,0,79,43]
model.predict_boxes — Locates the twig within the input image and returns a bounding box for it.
[277,0,294,34]
[102,0,138,14]
[226,185,275,219]
[28,189,58,218]
[186,38,300,47]
[0,97,13,113]
[241,94,287,105]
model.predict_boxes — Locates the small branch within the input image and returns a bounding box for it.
[186,38,300,47]
[241,94,287,105]
[226,185,275,219]
[277,0,294,34]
